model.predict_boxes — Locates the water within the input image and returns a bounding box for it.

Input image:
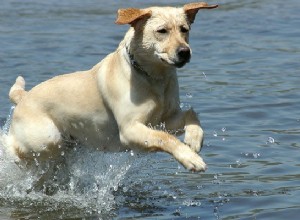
[0,0,299,219]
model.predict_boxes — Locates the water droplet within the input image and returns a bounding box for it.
[41,144,47,149]
[173,208,181,216]
[267,137,275,143]
[186,93,193,98]
[197,185,203,189]
[71,123,78,129]
[213,131,218,137]
[34,158,39,166]
[183,199,201,207]
[236,159,241,166]
[123,186,128,192]
[253,153,260,158]
[61,151,65,156]
[130,150,134,156]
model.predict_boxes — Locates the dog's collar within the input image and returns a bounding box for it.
[126,47,151,78]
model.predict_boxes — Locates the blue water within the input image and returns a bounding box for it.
[0,0,299,219]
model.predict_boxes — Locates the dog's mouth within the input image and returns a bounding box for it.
[155,52,190,68]
[174,60,188,68]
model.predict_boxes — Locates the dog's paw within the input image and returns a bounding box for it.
[184,124,204,153]
[174,145,207,172]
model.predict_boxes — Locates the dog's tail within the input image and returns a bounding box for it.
[9,76,27,105]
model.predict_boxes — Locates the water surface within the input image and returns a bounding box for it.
[0,0,300,219]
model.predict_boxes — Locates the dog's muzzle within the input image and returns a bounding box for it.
[155,46,191,68]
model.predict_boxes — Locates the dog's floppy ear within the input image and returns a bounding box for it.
[115,8,151,26]
[183,2,218,24]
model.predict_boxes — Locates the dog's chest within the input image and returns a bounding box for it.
[148,82,177,124]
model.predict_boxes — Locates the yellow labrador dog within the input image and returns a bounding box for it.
[6,2,217,171]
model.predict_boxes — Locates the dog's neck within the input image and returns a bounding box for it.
[126,46,151,78]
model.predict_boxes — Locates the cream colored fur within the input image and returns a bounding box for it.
[6,2,217,171]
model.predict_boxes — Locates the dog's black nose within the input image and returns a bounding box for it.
[177,46,191,61]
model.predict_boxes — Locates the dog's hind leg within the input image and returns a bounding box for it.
[5,111,67,194]
[6,112,63,161]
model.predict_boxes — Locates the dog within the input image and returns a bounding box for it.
[5,2,218,172]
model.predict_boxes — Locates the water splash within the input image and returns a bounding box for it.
[0,111,135,217]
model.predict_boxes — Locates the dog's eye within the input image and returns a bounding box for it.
[157,28,167,34]
[180,26,189,33]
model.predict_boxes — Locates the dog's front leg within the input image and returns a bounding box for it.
[119,122,206,171]
[165,108,204,153]
[183,108,204,153]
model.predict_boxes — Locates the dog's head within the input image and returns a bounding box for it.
[116,2,218,69]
